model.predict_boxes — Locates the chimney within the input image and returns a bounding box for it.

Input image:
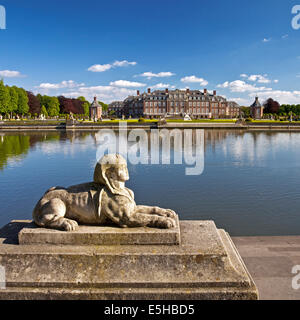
[213,90,216,96]
[204,89,207,94]
[165,88,169,93]
[94,96,97,102]
[186,88,190,94]
[137,90,140,96]
[147,88,151,94]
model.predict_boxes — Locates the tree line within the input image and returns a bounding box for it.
[0,80,108,118]
[241,98,300,119]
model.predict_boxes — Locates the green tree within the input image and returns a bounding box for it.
[9,86,19,115]
[0,80,11,115]
[77,96,90,117]
[41,105,48,117]
[99,101,108,111]
[39,95,60,117]
[15,87,29,115]
[241,106,250,118]
[47,97,60,117]
[82,101,90,116]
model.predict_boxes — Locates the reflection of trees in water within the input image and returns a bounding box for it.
[0,135,30,170]
[204,130,278,153]
[0,131,92,170]
[0,129,289,170]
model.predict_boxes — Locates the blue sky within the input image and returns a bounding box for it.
[0,0,300,105]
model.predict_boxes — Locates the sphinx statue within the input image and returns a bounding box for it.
[33,154,178,231]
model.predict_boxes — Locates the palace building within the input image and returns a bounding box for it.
[107,101,124,118]
[109,88,240,119]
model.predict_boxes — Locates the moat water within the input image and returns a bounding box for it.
[1,129,300,236]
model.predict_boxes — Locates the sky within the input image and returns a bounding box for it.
[0,0,300,105]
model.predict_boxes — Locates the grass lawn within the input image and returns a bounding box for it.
[250,120,291,123]
[166,119,237,123]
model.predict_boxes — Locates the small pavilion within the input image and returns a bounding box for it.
[89,97,102,121]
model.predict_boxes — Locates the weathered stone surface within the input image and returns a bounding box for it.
[33,154,178,232]
[18,217,180,245]
[0,220,258,300]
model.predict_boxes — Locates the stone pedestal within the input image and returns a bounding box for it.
[18,216,181,246]
[0,220,258,300]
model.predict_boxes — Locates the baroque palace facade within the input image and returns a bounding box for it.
[108,88,241,119]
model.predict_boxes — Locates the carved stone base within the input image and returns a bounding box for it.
[0,220,258,300]
[18,216,181,246]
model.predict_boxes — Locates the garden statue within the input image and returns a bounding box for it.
[33,154,178,231]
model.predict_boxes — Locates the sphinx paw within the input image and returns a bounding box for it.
[159,217,176,229]
[62,218,78,231]
[165,209,177,219]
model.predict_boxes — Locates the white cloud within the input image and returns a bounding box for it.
[109,80,146,88]
[62,85,137,103]
[282,34,288,39]
[88,60,137,72]
[247,74,271,84]
[228,97,250,105]
[150,83,175,89]
[240,73,278,84]
[36,80,85,90]
[112,60,137,67]
[0,70,25,78]
[180,75,208,86]
[249,91,300,105]
[88,64,112,72]
[138,72,175,79]
[263,38,271,42]
[217,80,272,93]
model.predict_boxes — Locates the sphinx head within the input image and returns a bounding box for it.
[93,154,129,192]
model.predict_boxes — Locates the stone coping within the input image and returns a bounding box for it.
[17,216,180,246]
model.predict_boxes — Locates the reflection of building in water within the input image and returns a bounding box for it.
[250,96,264,119]
[113,88,240,119]
[89,97,102,121]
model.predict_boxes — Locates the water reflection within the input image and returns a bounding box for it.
[0,129,300,236]
[1,130,299,170]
